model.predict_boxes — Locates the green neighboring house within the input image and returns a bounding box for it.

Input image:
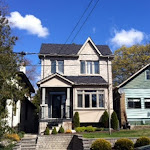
[114,64,150,126]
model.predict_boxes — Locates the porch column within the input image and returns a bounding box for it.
[66,88,70,118]
[41,88,48,119]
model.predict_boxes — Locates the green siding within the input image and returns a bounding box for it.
[124,67,150,89]
[120,67,150,125]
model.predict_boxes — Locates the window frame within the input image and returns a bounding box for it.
[127,98,141,109]
[80,61,99,75]
[51,60,64,74]
[145,70,150,80]
[76,89,104,109]
[144,98,150,109]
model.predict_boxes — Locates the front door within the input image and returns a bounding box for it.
[52,95,61,118]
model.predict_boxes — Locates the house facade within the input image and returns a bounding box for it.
[114,64,150,126]
[5,70,36,133]
[37,37,113,133]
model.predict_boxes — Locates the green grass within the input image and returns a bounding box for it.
[82,129,150,138]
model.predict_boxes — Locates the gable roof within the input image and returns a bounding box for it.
[39,37,112,57]
[117,63,150,88]
[37,73,108,86]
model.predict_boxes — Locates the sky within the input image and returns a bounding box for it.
[5,0,150,87]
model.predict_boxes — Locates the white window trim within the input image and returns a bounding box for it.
[80,60,100,75]
[76,89,105,109]
[127,98,141,109]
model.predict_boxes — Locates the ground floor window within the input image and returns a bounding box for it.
[127,98,141,109]
[77,90,104,108]
[144,98,150,108]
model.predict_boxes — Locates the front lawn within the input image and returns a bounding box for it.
[82,129,150,138]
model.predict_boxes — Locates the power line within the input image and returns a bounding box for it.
[70,0,100,43]
[64,0,94,45]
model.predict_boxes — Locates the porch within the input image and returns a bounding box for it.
[40,87,72,120]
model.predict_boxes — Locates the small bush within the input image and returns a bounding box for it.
[73,112,80,128]
[18,131,25,139]
[111,111,119,130]
[95,127,104,131]
[66,129,72,134]
[5,133,20,141]
[75,127,86,132]
[134,137,150,148]
[85,126,96,132]
[52,127,57,134]
[44,127,50,135]
[101,110,109,128]
[58,126,64,133]
[91,139,111,150]
[114,138,134,150]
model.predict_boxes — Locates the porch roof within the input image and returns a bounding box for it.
[37,73,108,86]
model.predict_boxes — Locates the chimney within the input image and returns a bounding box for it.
[19,62,26,74]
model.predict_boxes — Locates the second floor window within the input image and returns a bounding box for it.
[80,61,99,74]
[51,60,64,74]
[146,70,150,80]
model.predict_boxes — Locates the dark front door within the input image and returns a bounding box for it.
[52,95,61,118]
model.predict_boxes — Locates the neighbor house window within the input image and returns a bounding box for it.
[128,98,141,109]
[80,61,99,74]
[51,60,64,74]
[144,98,150,108]
[77,90,104,108]
[146,70,150,80]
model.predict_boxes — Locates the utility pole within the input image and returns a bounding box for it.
[107,56,111,135]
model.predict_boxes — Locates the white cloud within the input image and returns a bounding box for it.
[7,11,49,38]
[111,28,144,47]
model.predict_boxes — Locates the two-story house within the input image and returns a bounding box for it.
[37,37,113,133]
[114,64,150,127]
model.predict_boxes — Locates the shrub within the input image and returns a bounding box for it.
[5,133,20,141]
[101,110,109,128]
[66,129,72,134]
[91,139,111,150]
[73,112,80,128]
[85,126,96,132]
[95,127,104,131]
[134,137,150,148]
[75,127,86,132]
[18,131,25,139]
[52,127,57,134]
[58,126,64,133]
[111,111,119,130]
[114,138,134,150]
[44,127,50,135]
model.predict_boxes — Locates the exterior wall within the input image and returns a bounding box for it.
[123,89,150,125]
[5,99,21,127]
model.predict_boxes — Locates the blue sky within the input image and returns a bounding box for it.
[6,0,150,86]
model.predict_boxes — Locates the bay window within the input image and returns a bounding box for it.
[77,90,104,108]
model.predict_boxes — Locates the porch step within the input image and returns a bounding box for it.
[13,134,37,150]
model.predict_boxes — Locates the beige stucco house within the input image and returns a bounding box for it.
[37,37,113,133]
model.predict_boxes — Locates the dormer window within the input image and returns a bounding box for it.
[51,60,64,74]
[80,61,99,74]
